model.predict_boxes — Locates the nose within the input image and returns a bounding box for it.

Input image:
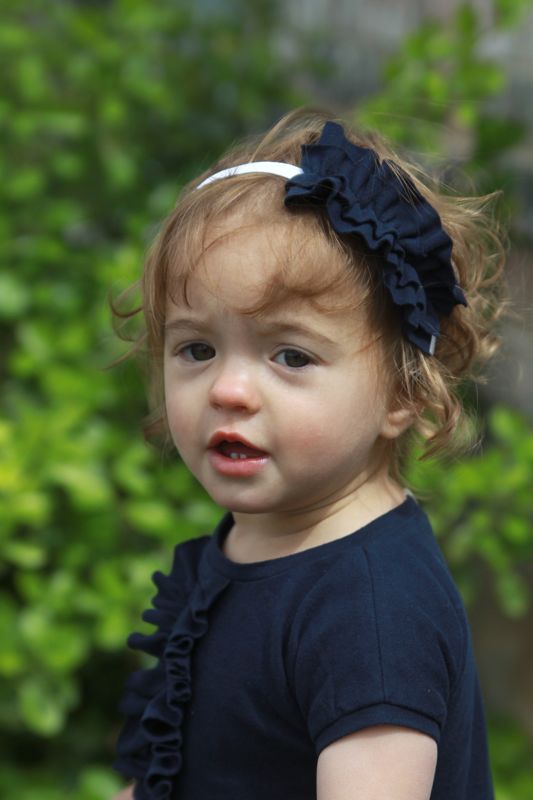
[208,357,262,414]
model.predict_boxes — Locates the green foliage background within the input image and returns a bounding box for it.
[0,1,532,797]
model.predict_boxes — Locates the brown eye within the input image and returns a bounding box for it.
[179,343,215,361]
[274,349,313,369]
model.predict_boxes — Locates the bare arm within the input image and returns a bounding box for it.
[317,725,437,800]
[112,785,135,800]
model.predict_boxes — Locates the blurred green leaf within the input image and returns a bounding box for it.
[0,273,31,318]
[77,766,123,800]
[17,674,78,736]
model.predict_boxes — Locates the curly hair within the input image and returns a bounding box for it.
[111,108,508,488]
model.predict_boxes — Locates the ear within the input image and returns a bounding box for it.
[380,404,417,441]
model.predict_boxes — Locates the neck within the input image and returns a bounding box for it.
[223,470,406,564]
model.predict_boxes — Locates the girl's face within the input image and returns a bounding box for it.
[163,217,407,522]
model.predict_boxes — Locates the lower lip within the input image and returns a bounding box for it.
[207,448,269,477]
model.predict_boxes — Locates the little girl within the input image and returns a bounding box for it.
[112,109,504,799]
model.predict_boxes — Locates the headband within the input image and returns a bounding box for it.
[197,121,467,355]
[197,161,303,187]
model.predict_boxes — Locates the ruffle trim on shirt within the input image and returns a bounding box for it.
[113,544,230,799]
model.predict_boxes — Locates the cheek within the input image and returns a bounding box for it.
[282,381,382,455]
[287,423,328,454]
[164,384,192,444]
[280,404,348,456]
[164,363,188,415]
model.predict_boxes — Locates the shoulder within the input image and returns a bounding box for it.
[361,506,468,676]
[333,501,467,658]
[290,504,466,646]
[286,507,468,747]
[133,532,212,634]
[159,532,212,591]
[171,532,212,573]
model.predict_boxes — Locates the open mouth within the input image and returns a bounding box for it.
[208,438,269,477]
[215,440,268,460]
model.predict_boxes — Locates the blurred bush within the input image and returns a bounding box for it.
[0,0,531,797]
[357,0,529,199]
[407,406,533,617]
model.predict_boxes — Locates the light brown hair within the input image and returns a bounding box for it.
[112,108,508,488]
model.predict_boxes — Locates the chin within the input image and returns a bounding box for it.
[206,488,276,515]
[216,498,272,515]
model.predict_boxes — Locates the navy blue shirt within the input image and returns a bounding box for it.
[114,495,494,799]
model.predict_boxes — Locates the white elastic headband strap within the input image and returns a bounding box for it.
[196,161,303,188]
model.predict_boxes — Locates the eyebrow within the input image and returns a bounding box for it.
[164,318,210,332]
[164,317,338,347]
[259,322,337,348]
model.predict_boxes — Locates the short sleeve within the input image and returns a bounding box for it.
[287,545,466,755]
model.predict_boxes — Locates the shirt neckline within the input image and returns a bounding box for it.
[204,494,421,581]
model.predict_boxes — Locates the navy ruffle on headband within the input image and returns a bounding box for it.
[284,121,467,355]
